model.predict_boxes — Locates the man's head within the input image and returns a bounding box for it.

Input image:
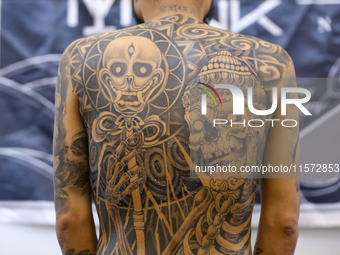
[133,0,214,24]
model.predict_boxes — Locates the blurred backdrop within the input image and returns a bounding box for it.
[0,0,340,254]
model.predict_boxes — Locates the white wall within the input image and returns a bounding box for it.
[0,224,339,255]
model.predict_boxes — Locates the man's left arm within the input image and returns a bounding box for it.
[53,40,97,255]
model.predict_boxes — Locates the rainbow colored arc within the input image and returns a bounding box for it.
[198,82,223,106]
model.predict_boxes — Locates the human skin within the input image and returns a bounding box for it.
[53,1,300,254]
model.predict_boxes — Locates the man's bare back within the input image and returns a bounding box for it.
[53,3,300,255]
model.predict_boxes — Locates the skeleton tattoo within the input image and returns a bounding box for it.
[54,14,296,255]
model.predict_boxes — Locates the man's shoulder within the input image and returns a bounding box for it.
[210,26,292,67]
[238,33,292,68]
[189,25,295,85]
[218,29,293,80]
[62,24,144,59]
[177,23,294,79]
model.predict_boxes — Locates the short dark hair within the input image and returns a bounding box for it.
[203,1,214,24]
[132,1,214,25]
[132,1,144,24]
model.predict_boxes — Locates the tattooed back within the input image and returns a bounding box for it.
[65,14,293,255]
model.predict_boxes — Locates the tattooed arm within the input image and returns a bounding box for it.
[255,48,300,255]
[53,40,97,255]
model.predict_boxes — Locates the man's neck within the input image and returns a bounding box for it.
[142,3,205,23]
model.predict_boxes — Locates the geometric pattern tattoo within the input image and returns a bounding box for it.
[54,13,294,255]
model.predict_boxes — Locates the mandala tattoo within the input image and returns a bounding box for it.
[55,14,295,255]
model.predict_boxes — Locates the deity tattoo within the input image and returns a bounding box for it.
[54,14,297,255]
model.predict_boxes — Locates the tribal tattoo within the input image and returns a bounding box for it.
[54,14,298,255]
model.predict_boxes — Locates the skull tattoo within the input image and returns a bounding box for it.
[182,51,267,178]
[100,36,165,116]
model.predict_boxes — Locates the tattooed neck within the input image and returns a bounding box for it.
[158,5,198,17]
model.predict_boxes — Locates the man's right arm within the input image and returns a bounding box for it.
[255,48,300,255]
